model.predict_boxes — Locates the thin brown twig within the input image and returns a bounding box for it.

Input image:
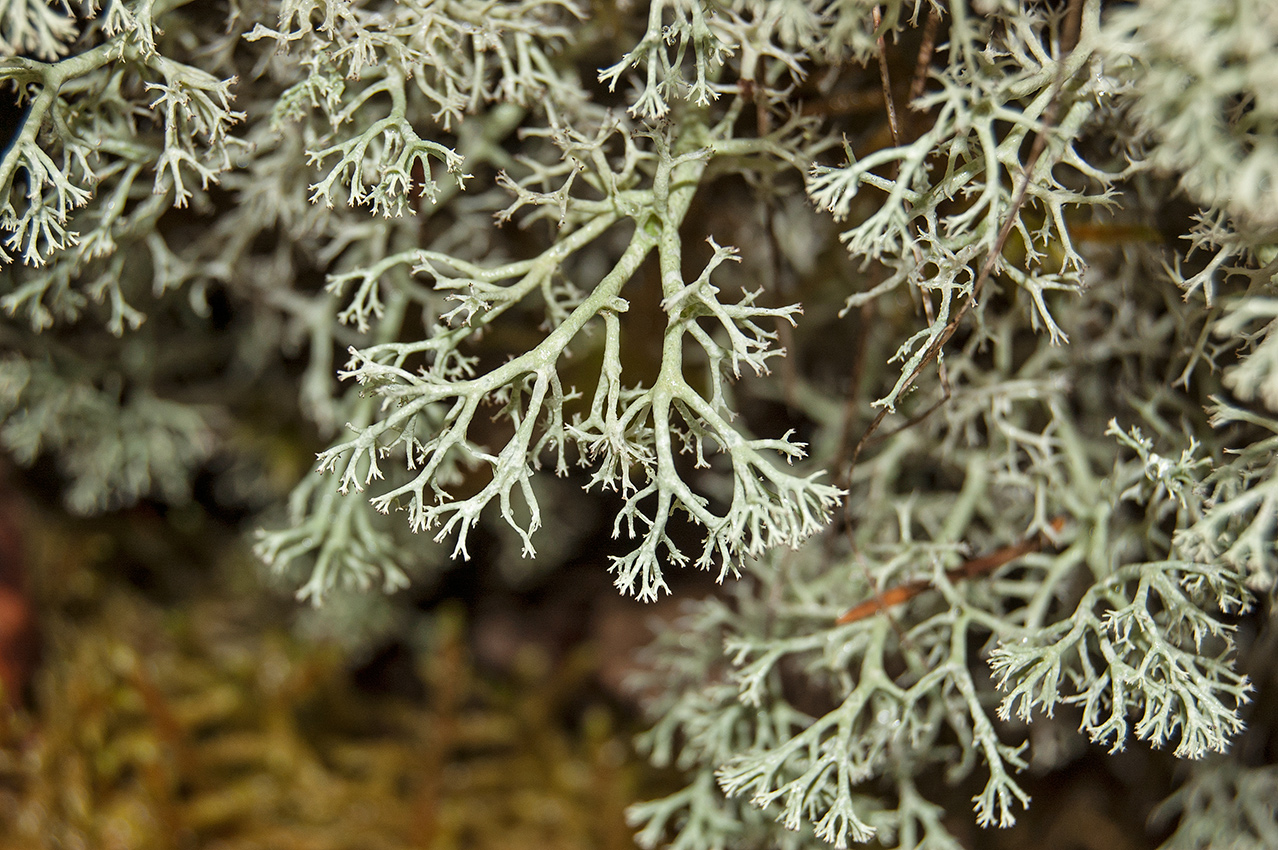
[848,4,950,462]
[741,75,799,407]
[829,7,906,499]
[836,517,1067,625]
[831,3,1084,641]
[867,391,949,447]
[831,297,875,494]
[845,0,1085,480]
[851,546,918,649]
[873,6,902,148]
[909,6,942,104]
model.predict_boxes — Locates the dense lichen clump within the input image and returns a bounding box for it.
[3,1,1278,848]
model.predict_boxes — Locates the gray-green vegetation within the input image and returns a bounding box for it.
[3,1,1277,847]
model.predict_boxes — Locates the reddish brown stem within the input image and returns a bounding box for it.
[836,517,1066,625]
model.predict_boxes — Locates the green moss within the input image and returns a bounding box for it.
[0,526,642,849]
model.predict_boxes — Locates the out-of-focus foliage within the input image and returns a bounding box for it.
[1152,761,1278,850]
[1104,0,1278,235]
[0,355,216,514]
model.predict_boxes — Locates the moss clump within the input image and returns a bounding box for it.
[0,524,641,850]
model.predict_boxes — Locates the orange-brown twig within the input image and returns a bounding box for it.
[836,517,1066,625]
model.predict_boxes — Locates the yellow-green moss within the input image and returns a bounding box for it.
[0,523,641,850]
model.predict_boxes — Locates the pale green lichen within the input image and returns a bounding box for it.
[3,1,1277,848]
